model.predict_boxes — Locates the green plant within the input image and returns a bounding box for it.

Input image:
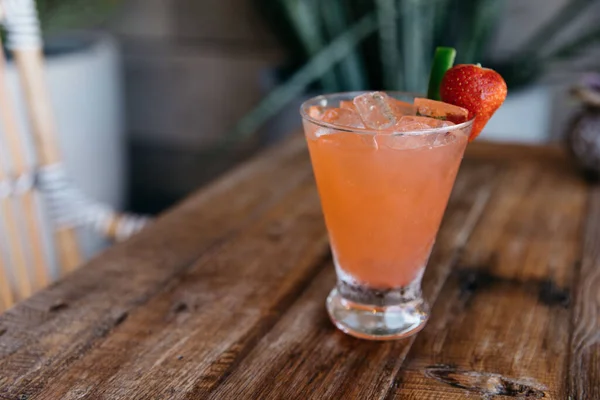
[491,0,600,88]
[262,0,600,92]
[35,0,122,34]
[220,0,600,144]
[257,0,506,92]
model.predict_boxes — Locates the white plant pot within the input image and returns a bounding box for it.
[0,32,125,270]
[480,85,553,144]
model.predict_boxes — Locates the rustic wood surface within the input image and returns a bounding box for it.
[0,134,598,399]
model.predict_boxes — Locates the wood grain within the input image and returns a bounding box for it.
[0,139,596,399]
[38,173,329,399]
[567,186,600,399]
[207,163,498,400]
[0,197,32,302]
[391,155,588,399]
[0,135,310,396]
[0,257,12,311]
[0,196,20,308]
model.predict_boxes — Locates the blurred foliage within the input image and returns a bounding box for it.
[35,0,122,34]
[222,0,600,147]
[219,13,377,147]
[257,0,600,92]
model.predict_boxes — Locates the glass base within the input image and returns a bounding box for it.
[326,287,429,340]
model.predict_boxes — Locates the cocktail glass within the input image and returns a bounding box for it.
[301,92,473,340]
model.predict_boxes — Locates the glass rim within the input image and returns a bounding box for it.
[300,91,475,136]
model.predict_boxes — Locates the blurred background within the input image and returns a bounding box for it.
[0,0,599,309]
[12,0,600,233]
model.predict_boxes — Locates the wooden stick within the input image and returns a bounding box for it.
[0,202,16,310]
[0,43,50,290]
[0,266,11,311]
[0,48,37,302]
[0,177,31,302]
[12,48,81,273]
[18,192,50,282]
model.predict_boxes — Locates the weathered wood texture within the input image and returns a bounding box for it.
[0,135,598,399]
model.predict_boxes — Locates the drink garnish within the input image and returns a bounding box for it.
[440,64,507,141]
[414,98,469,124]
[427,46,508,141]
[427,47,456,101]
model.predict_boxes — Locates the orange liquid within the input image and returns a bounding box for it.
[306,127,467,288]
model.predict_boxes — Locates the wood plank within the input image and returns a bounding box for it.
[0,135,311,395]
[567,186,600,399]
[207,161,498,399]
[1,139,594,398]
[391,156,588,398]
[35,170,329,398]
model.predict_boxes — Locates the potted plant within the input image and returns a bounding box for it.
[228,0,600,145]
[2,0,124,258]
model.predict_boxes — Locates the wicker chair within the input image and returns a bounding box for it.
[0,0,149,311]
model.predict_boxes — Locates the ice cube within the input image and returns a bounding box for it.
[394,122,432,132]
[322,108,365,129]
[361,134,379,150]
[315,127,332,138]
[339,100,357,112]
[308,105,325,119]
[304,123,332,140]
[396,115,455,130]
[318,131,378,151]
[388,98,417,117]
[432,131,458,147]
[352,92,399,130]
[377,132,429,150]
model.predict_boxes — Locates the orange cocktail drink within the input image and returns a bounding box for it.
[301,92,473,340]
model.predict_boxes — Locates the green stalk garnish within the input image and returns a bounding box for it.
[427,47,456,101]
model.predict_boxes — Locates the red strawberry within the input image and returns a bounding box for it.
[440,64,507,141]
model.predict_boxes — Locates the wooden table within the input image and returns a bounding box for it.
[0,135,598,399]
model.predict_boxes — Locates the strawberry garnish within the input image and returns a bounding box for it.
[440,64,507,141]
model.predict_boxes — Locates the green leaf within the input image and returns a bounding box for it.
[280,0,339,91]
[549,26,600,60]
[35,0,122,34]
[399,0,435,93]
[427,46,456,100]
[320,0,367,90]
[511,0,597,60]
[376,0,400,90]
[215,13,377,151]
